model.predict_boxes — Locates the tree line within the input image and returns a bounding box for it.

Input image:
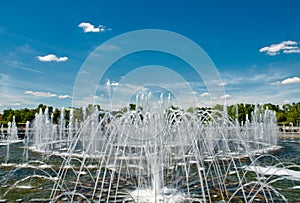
[0,104,101,126]
[212,102,299,125]
[0,102,299,127]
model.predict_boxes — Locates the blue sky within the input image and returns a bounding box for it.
[0,0,300,111]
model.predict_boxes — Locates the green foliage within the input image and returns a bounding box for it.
[52,108,61,124]
[238,103,255,123]
[129,103,136,111]
[73,108,83,122]
[125,104,143,112]
[212,103,255,124]
[227,105,237,121]
[37,104,47,112]
[0,104,61,126]
[276,102,300,125]
[213,104,224,112]
[222,102,300,125]
[263,103,279,112]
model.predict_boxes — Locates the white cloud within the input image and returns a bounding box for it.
[100,45,120,51]
[37,54,68,62]
[283,49,300,54]
[25,90,57,97]
[220,94,231,99]
[58,95,72,99]
[11,103,21,106]
[110,82,119,86]
[222,71,288,86]
[281,77,300,85]
[259,40,300,56]
[0,104,3,107]
[271,77,300,85]
[25,91,72,100]
[218,82,227,86]
[0,73,9,80]
[271,81,281,86]
[78,22,110,33]
[200,92,209,97]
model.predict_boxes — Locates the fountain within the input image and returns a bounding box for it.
[0,116,24,165]
[1,97,281,202]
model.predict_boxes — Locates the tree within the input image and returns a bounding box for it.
[282,104,292,112]
[37,104,47,113]
[213,104,224,112]
[24,110,36,123]
[237,104,246,124]
[227,105,237,121]
[129,103,136,111]
[52,108,61,124]
[276,111,287,124]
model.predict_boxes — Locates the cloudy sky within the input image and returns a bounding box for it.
[0,0,300,111]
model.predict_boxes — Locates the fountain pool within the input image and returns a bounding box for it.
[1,103,294,203]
